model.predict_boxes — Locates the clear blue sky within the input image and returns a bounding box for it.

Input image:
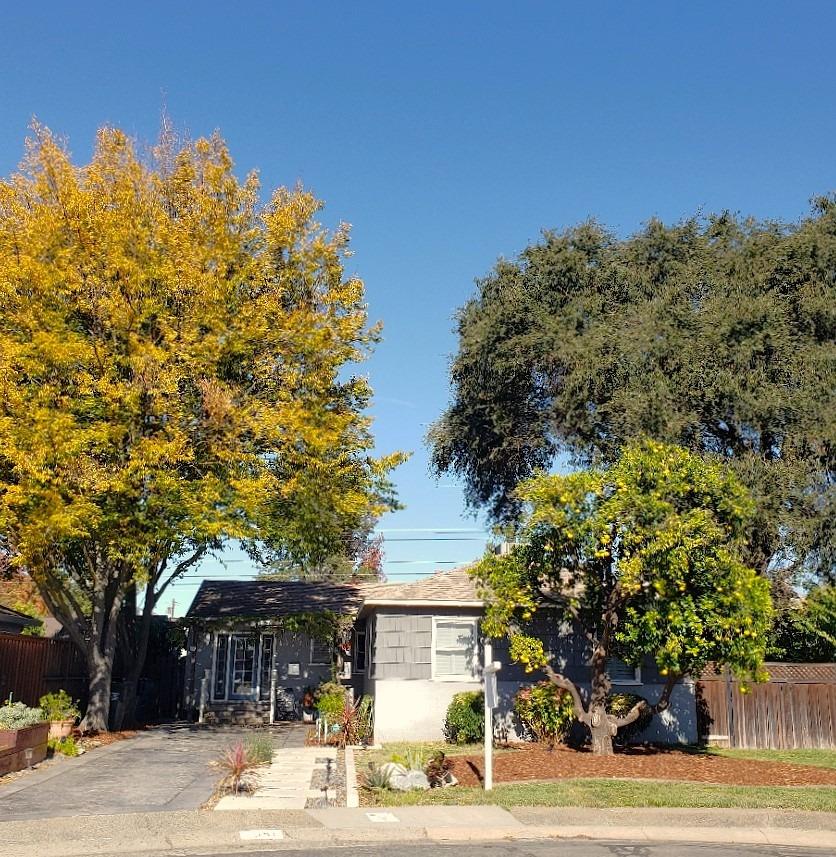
[2,3,834,613]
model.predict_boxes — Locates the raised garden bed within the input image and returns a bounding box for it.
[0,722,49,777]
[444,743,836,788]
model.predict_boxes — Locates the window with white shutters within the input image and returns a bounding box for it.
[433,618,479,681]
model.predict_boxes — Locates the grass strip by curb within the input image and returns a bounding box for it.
[365,778,836,813]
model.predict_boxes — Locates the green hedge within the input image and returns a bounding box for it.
[444,691,484,744]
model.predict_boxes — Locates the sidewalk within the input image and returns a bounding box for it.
[1,805,834,855]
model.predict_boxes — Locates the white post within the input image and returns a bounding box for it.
[483,641,502,791]
[198,669,209,724]
[484,641,493,790]
[269,632,278,725]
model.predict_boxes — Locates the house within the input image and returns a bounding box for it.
[0,604,40,635]
[184,568,698,744]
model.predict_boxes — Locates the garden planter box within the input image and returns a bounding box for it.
[0,722,49,777]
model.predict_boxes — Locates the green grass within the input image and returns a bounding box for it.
[359,740,514,768]
[709,748,836,770]
[364,778,836,813]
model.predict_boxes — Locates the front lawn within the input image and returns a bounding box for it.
[364,778,836,813]
[709,748,836,770]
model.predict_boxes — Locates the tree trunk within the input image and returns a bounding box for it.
[80,645,115,732]
[112,590,155,730]
[589,705,615,756]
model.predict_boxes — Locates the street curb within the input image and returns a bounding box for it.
[344,747,359,808]
[2,822,834,855]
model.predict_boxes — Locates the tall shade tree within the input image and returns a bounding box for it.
[430,206,836,581]
[0,125,404,730]
[475,441,772,755]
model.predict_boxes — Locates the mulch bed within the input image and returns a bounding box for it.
[77,729,138,752]
[446,744,836,788]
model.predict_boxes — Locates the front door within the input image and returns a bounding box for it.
[230,635,257,699]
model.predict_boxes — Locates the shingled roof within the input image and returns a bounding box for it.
[361,567,482,605]
[186,579,365,620]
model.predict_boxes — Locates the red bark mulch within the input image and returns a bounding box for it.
[77,729,139,751]
[446,744,836,788]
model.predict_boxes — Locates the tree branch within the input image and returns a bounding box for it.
[543,663,589,724]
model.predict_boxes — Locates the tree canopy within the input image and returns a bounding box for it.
[0,124,403,728]
[431,205,836,581]
[474,441,772,754]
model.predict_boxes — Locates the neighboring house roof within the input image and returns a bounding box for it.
[0,603,40,633]
[186,579,366,620]
[361,567,483,607]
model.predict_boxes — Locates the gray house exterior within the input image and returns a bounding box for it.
[184,568,697,743]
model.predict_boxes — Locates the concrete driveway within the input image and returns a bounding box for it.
[0,722,305,820]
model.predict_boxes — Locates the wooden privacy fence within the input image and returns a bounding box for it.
[698,663,836,750]
[0,632,87,708]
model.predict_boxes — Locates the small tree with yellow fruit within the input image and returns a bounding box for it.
[474,441,772,755]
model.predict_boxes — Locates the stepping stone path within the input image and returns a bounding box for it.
[215,745,339,811]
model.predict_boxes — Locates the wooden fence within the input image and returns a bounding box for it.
[697,663,836,750]
[0,632,87,708]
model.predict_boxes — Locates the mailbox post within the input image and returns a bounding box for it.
[483,641,502,791]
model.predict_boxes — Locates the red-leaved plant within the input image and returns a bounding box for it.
[212,741,258,794]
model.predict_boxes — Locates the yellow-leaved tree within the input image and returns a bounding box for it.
[0,123,405,730]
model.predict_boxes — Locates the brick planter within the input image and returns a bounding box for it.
[0,722,49,777]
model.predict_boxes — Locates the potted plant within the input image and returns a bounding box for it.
[39,690,80,740]
[0,700,49,775]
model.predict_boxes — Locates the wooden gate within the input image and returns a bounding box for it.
[698,663,836,750]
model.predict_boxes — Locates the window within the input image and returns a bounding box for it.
[310,637,332,666]
[606,657,641,685]
[213,634,229,700]
[353,629,366,673]
[433,618,479,681]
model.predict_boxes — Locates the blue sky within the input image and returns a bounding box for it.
[2,3,834,613]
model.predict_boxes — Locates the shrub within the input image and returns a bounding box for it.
[39,690,80,722]
[244,734,274,765]
[48,735,80,757]
[211,741,260,794]
[335,695,375,747]
[425,750,455,787]
[444,691,484,744]
[390,747,425,771]
[0,701,45,730]
[316,681,347,721]
[607,693,652,744]
[513,681,576,746]
[360,762,392,791]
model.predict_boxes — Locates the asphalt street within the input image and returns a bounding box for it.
[97,841,832,857]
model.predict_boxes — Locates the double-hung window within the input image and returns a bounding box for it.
[433,618,479,681]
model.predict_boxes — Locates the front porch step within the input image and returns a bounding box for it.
[205,702,272,725]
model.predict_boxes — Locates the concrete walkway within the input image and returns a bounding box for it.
[215,744,338,810]
[0,722,274,820]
